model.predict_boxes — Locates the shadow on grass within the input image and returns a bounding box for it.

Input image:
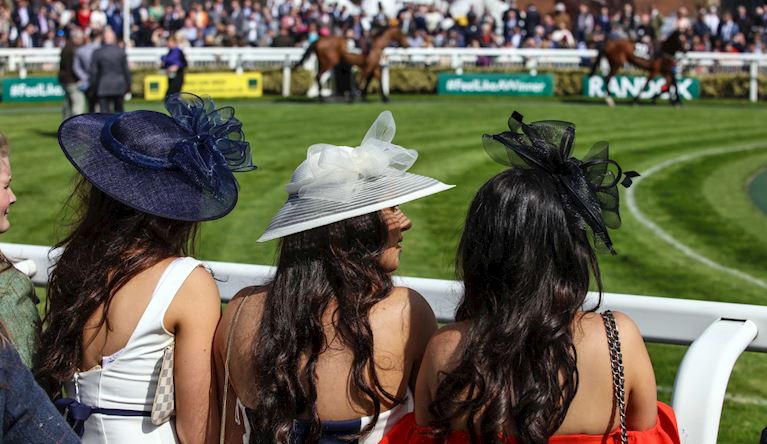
[30,129,59,138]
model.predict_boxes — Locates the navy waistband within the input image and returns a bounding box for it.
[55,398,151,437]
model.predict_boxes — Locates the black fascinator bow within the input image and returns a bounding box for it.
[482,111,639,254]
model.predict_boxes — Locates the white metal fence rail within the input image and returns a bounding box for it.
[1,47,766,102]
[1,241,765,444]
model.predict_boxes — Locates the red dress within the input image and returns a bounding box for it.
[381,402,680,444]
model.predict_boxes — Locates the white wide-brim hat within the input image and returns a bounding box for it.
[258,111,454,242]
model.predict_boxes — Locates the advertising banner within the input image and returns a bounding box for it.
[437,73,554,96]
[583,75,700,100]
[144,72,263,100]
[2,77,65,103]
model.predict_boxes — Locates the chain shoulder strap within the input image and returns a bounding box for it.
[219,293,249,444]
[601,310,628,444]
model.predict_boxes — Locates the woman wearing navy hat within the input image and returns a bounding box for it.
[36,93,255,443]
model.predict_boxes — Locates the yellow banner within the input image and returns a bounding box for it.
[144,72,263,100]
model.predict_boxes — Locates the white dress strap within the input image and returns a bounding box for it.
[131,257,203,338]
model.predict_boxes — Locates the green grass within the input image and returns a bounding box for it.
[2,96,767,441]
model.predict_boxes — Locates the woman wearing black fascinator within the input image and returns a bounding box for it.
[411,112,680,443]
[36,93,256,443]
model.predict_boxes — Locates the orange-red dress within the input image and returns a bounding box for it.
[381,402,680,444]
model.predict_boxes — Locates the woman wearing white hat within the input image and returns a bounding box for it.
[212,111,453,443]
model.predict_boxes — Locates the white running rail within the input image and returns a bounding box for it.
[2,241,765,443]
[1,47,766,101]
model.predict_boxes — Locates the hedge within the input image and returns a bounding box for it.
[5,67,767,100]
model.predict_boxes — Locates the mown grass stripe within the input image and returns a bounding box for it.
[626,143,767,290]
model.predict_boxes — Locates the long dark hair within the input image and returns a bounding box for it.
[249,211,401,443]
[36,177,199,393]
[429,168,603,444]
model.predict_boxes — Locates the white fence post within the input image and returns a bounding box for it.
[381,61,390,97]
[122,0,130,44]
[526,56,538,76]
[282,55,291,97]
[19,56,27,79]
[451,53,463,75]
[671,319,758,444]
[749,60,758,103]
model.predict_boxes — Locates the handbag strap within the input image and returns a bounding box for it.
[601,310,628,444]
[219,294,248,444]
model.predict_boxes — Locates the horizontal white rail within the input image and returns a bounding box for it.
[1,47,765,101]
[2,241,765,442]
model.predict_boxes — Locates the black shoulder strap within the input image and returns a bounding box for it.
[602,310,628,444]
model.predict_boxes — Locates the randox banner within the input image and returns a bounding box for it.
[583,75,700,100]
[438,73,554,96]
[2,77,65,103]
[144,72,263,100]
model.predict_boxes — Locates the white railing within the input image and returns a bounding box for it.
[2,241,765,443]
[1,47,766,102]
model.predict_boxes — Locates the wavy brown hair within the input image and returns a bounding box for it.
[249,211,402,443]
[36,177,198,393]
[429,168,603,444]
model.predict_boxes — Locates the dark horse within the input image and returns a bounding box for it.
[294,27,409,102]
[589,30,688,106]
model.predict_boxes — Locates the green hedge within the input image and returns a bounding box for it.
[8,67,765,100]
[249,68,767,100]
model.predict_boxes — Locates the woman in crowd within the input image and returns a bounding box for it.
[35,93,255,443]
[162,35,187,98]
[0,132,40,369]
[1,320,80,443]
[212,111,452,443]
[413,112,679,443]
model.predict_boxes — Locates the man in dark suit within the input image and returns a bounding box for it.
[90,28,131,113]
[11,0,37,37]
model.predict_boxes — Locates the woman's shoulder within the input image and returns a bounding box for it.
[223,286,268,324]
[575,310,644,351]
[422,322,470,374]
[370,286,437,334]
[0,266,35,294]
[216,287,268,349]
[375,286,434,315]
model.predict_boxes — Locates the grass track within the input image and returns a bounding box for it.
[1,96,766,442]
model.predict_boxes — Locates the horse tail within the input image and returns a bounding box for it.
[293,41,318,69]
[589,48,604,77]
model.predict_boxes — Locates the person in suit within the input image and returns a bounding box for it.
[11,0,37,38]
[59,28,85,119]
[90,27,131,113]
[74,29,102,112]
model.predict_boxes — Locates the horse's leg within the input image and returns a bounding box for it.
[315,56,328,102]
[669,74,681,107]
[635,66,654,105]
[360,68,374,102]
[604,65,619,107]
[374,66,388,103]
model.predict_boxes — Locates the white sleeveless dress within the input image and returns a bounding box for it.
[63,257,201,444]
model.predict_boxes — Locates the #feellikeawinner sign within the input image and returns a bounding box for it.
[2,77,65,102]
[583,75,700,100]
[438,73,554,96]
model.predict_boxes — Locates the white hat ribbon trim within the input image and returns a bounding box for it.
[285,111,418,203]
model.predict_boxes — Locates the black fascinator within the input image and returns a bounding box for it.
[483,111,639,254]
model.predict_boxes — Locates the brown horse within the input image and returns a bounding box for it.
[294,27,409,102]
[589,30,687,106]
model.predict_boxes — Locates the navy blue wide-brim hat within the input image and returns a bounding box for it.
[58,93,256,221]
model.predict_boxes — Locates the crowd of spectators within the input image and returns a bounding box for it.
[2,0,767,53]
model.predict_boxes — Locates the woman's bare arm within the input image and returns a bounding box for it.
[165,267,222,444]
